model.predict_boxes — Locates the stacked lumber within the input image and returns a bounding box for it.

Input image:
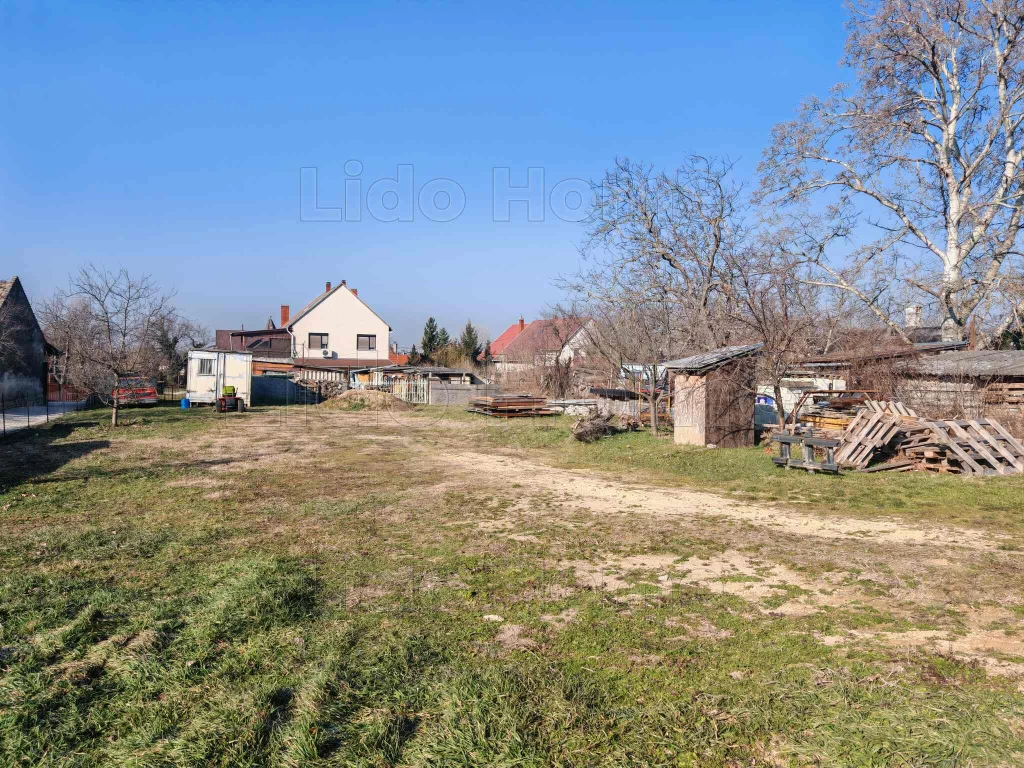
[983,382,1024,406]
[796,395,864,432]
[468,394,554,418]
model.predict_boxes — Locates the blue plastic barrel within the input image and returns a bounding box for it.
[180,397,190,409]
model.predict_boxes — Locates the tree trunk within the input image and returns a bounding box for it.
[941,261,965,342]
[111,394,119,427]
[649,392,659,436]
[773,382,787,430]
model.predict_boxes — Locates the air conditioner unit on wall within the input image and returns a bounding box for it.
[321,349,331,358]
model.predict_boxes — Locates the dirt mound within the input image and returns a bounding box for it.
[322,389,412,411]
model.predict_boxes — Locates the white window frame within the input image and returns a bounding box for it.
[199,358,214,376]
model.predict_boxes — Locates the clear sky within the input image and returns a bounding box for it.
[2,1,848,348]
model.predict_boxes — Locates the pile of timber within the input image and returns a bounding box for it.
[468,394,554,418]
[797,396,915,433]
[796,394,870,432]
[984,382,1024,406]
[834,403,1024,475]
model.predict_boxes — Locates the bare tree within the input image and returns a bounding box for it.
[49,266,172,426]
[760,0,1024,343]
[578,155,747,351]
[152,314,209,388]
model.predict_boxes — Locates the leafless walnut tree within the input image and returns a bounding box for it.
[760,0,1024,343]
[577,156,747,351]
[48,265,172,426]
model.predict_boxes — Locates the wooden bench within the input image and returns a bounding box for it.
[772,433,840,473]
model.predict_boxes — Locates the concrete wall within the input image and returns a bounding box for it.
[289,287,391,361]
[427,381,499,406]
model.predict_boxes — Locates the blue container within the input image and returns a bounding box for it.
[180,397,191,409]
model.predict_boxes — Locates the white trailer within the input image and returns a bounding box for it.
[186,350,253,407]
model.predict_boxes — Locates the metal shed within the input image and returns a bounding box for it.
[663,344,763,448]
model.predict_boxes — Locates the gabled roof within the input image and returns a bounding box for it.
[499,317,589,359]
[0,277,14,309]
[286,283,392,332]
[662,343,764,374]
[480,320,527,360]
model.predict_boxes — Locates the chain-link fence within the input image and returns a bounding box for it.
[0,387,92,436]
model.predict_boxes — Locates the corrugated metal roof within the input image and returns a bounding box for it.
[661,343,764,374]
[913,350,1024,378]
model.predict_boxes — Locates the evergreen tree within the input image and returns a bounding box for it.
[437,327,451,348]
[481,339,492,364]
[420,318,440,358]
[407,344,421,366]
[459,320,482,362]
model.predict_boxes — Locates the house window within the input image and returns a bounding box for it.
[357,334,376,351]
[199,358,213,376]
[308,333,329,350]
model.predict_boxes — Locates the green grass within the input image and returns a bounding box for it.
[0,404,1022,766]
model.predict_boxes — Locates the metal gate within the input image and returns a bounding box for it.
[390,378,428,404]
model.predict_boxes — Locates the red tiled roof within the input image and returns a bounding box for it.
[478,320,527,360]
[499,317,588,360]
[388,351,410,365]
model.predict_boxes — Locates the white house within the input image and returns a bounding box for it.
[285,280,392,368]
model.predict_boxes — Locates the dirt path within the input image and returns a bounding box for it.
[440,449,1010,552]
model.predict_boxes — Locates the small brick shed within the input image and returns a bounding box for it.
[663,343,763,448]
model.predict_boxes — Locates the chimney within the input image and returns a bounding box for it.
[518,315,525,332]
[904,304,923,329]
[351,288,358,297]
[326,281,331,293]
[391,341,398,354]
[281,305,290,326]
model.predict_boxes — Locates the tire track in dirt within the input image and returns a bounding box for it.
[441,450,1010,551]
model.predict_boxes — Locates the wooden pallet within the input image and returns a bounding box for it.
[918,418,1024,475]
[835,411,904,469]
[864,399,919,417]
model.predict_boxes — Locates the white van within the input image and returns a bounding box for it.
[186,350,252,407]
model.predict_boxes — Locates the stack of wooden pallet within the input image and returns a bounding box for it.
[468,394,554,418]
[833,400,1024,475]
[901,419,1024,475]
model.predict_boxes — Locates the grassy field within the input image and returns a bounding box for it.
[1,402,1023,767]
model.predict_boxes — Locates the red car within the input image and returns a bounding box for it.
[114,376,159,406]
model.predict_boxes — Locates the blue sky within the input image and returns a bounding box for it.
[2,1,848,348]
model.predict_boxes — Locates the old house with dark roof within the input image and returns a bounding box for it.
[0,276,48,399]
